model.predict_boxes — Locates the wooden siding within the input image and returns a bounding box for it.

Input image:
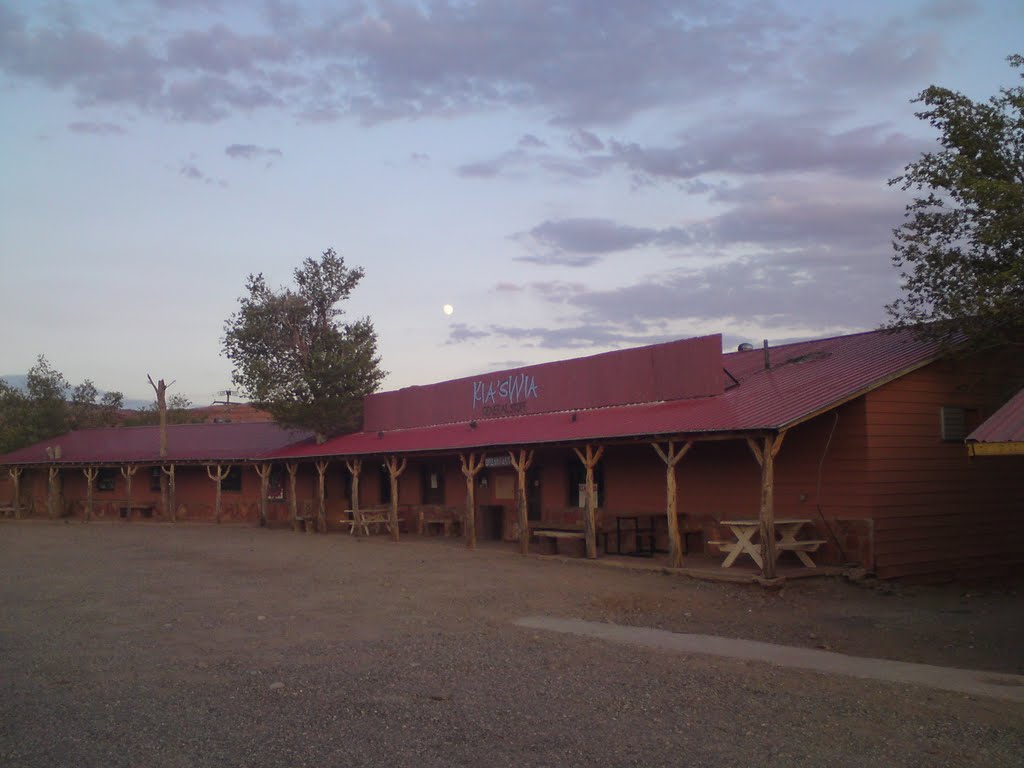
[866,355,1024,580]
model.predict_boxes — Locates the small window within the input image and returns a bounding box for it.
[150,467,162,492]
[221,466,242,492]
[940,406,968,442]
[96,468,117,492]
[379,463,392,504]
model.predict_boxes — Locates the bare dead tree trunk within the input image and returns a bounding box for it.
[120,465,138,519]
[386,456,407,542]
[509,449,534,555]
[83,467,98,522]
[162,465,176,522]
[315,461,329,533]
[345,458,362,535]
[9,467,23,520]
[47,467,60,519]
[652,440,693,569]
[573,445,604,559]
[286,463,298,531]
[459,453,485,549]
[747,432,786,580]
[255,463,272,527]
[207,464,230,523]
[148,375,175,518]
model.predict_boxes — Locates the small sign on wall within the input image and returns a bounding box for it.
[494,475,515,500]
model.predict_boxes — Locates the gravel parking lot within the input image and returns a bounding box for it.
[1,522,1022,767]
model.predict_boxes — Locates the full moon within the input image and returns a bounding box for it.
[442,304,454,316]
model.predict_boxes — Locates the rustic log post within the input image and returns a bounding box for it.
[286,463,299,531]
[9,467,23,519]
[148,375,174,517]
[161,464,176,522]
[345,458,363,535]
[254,463,272,527]
[315,460,329,534]
[572,444,604,559]
[459,452,485,549]
[206,464,230,524]
[120,465,138,517]
[82,467,98,522]
[651,440,693,568]
[747,431,786,579]
[509,448,534,555]
[386,455,407,542]
[47,466,61,518]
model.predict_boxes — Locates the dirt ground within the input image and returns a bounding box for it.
[1,521,1022,767]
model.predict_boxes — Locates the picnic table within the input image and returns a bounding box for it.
[709,519,826,569]
[344,508,402,536]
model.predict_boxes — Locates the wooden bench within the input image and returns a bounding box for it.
[533,529,585,556]
[0,504,16,518]
[119,504,156,520]
[424,519,461,537]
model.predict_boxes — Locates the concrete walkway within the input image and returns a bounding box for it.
[516,616,1024,703]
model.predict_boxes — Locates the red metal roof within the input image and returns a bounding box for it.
[270,327,944,460]
[364,334,724,430]
[967,387,1024,444]
[0,422,311,466]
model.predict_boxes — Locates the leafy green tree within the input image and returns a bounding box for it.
[886,54,1024,349]
[222,248,386,443]
[0,357,125,453]
[68,380,124,430]
[0,380,30,454]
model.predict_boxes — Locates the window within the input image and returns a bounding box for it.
[150,467,162,492]
[567,458,603,508]
[221,466,242,492]
[940,406,968,442]
[379,463,392,504]
[421,464,445,505]
[96,468,117,492]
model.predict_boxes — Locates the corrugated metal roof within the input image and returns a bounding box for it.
[270,327,944,460]
[967,387,1024,444]
[0,422,311,466]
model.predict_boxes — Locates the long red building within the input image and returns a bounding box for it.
[1,328,1021,580]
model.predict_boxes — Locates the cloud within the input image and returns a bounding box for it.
[568,128,604,153]
[610,116,926,183]
[470,177,906,346]
[0,2,952,128]
[179,161,225,186]
[512,218,692,265]
[518,133,546,149]
[446,323,490,343]
[225,143,282,159]
[165,25,293,74]
[697,178,904,250]
[68,121,125,135]
[918,0,981,20]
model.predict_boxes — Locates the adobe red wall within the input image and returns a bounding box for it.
[865,353,1024,580]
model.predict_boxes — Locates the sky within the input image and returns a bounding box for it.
[0,0,1020,406]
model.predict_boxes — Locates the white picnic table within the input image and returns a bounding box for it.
[710,519,826,569]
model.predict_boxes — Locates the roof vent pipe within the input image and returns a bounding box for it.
[763,339,771,370]
[737,342,754,352]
